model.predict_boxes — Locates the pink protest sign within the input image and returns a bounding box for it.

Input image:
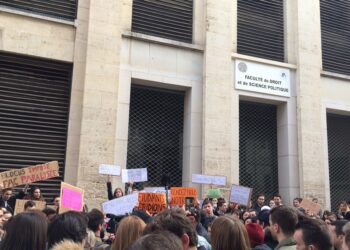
[59,182,84,214]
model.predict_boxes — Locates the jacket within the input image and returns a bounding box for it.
[274,237,297,250]
[0,191,25,214]
[51,240,83,250]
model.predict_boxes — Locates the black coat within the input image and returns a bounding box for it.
[0,191,25,214]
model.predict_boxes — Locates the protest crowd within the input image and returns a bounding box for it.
[1,164,350,250]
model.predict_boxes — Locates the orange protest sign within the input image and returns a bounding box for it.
[138,192,167,214]
[170,187,197,206]
[0,161,59,188]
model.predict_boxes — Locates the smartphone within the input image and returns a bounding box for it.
[185,197,195,211]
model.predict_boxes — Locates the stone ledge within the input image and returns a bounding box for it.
[122,31,205,52]
[0,6,77,26]
[232,53,298,70]
[321,70,350,81]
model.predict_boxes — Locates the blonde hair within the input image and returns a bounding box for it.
[112,216,145,250]
[211,216,251,250]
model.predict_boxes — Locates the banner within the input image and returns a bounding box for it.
[0,161,59,188]
[138,193,167,214]
[14,199,46,215]
[102,193,139,216]
[170,187,197,206]
[208,188,221,198]
[300,199,321,215]
[229,184,252,207]
[99,164,121,176]
[192,174,227,186]
[59,182,84,214]
[122,168,148,183]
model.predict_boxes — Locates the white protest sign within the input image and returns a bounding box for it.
[122,168,148,183]
[99,164,121,176]
[191,174,227,186]
[229,184,252,207]
[102,192,139,216]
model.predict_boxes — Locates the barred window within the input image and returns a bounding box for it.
[132,0,193,43]
[237,0,284,62]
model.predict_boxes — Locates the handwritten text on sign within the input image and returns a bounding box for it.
[0,161,59,188]
[102,193,139,216]
[229,184,252,207]
[122,168,148,183]
[192,174,227,186]
[138,193,167,214]
[170,187,197,206]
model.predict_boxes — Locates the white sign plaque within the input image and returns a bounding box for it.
[99,164,121,176]
[235,59,291,97]
[102,193,139,216]
[122,168,148,183]
[191,174,227,186]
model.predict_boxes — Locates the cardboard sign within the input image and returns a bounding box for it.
[300,199,321,215]
[208,188,221,198]
[229,184,252,207]
[0,161,59,188]
[138,192,167,214]
[122,168,148,183]
[192,174,227,186]
[59,182,84,214]
[170,187,197,206]
[102,192,139,216]
[99,164,121,176]
[14,199,46,215]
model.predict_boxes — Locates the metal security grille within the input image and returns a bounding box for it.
[239,101,278,201]
[0,52,72,201]
[320,1,350,76]
[126,85,184,188]
[237,0,284,62]
[0,0,77,21]
[132,0,193,43]
[327,114,350,211]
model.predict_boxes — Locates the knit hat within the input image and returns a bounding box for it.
[245,223,264,247]
[257,209,270,226]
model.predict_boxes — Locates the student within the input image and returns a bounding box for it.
[211,216,250,250]
[202,200,217,230]
[0,187,26,214]
[0,211,47,250]
[106,175,124,200]
[87,209,110,249]
[129,231,183,250]
[24,186,45,201]
[269,206,298,250]
[329,220,348,250]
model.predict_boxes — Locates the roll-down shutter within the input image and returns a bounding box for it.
[237,0,284,62]
[0,0,77,21]
[0,52,72,200]
[132,0,193,43]
[320,0,350,76]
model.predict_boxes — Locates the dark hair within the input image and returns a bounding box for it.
[47,211,88,248]
[129,231,183,250]
[270,206,298,236]
[42,207,57,217]
[202,200,212,208]
[217,200,227,208]
[143,209,197,247]
[2,188,12,194]
[30,186,40,195]
[273,193,282,199]
[293,197,302,203]
[0,211,47,250]
[331,220,348,236]
[87,209,105,232]
[24,200,36,210]
[296,218,332,250]
[257,194,265,199]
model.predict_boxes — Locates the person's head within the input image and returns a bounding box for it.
[246,222,264,247]
[24,200,36,211]
[312,198,319,204]
[1,211,47,250]
[217,201,228,213]
[2,188,12,201]
[112,215,146,250]
[257,209,270,228]
[342,222,350,250]
[340,201,349,212]
[31,187,41,199]
[273,194,282,206]
[143,209,197,250]
[47,211,87,248]
[0,209,4,226]
[211,216,250,250]
[269,199,275,208]
[294,218,332,250]
[269,205,298,241]
[242,210,250,221]
[113,188,123,198]
[293,198,302,208]
[330,220,348,250]
[2,211,12,223]
[203,200,214,216]
[87,209,105,235]
[53,197,60,207]
[244,217,252,225]
[42,207,57,222]
[129,231,183,250]
[257,194,265,206]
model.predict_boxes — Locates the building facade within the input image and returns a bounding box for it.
[0,0,349,210]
